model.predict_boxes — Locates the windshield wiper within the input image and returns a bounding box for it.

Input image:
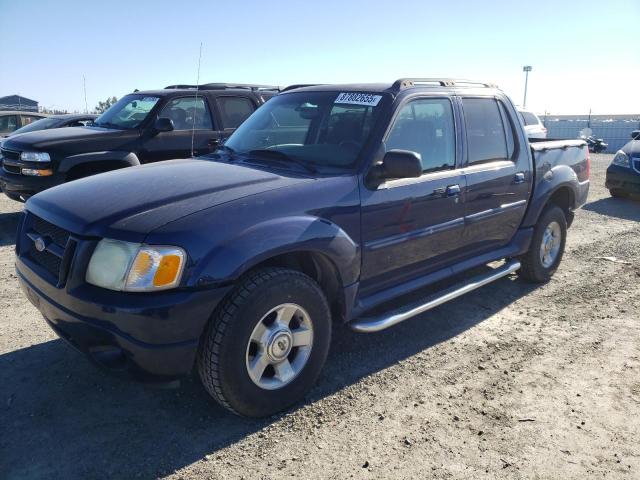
[246,149,317,173]
[93,122,123,130]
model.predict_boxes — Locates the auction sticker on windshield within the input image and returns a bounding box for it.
[335,92,382,106]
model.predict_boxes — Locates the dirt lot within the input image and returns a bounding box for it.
[0,153,638,479]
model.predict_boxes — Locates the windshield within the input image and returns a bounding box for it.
[94,94,160,129]
[222,91,387,169]
[10,117,60,135]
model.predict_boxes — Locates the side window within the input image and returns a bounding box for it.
[159,96,213,131]
[498,102,516,159]
[217,97,255,129]
[385,98,456,173]
[462,98,509,164]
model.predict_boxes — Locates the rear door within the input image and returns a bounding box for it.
[359,96,467,295]
[215,95,258,138]
[140,95,220,162]
[459,96,531,254]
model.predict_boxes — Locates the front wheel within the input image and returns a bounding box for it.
[197,268,331,417]
[518,205,567,283]
[609,188,628,199]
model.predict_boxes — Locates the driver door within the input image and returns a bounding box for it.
[359,97,467,296]
[139,96,220,162]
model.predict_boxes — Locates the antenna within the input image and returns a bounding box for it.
[191,42,203,158]
[83,75,88,114]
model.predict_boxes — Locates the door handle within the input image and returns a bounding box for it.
[208,138,221,146]
[446,184,461,196]
[514,172,525,184]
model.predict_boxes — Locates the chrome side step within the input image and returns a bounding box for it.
[349,260,521,333]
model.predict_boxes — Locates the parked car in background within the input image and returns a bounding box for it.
[605,130,640,198]
[0,111,48,137]
[518,109,547,139]
[7,114,97,138]
[0,83,279,201]
[16,78,590,417]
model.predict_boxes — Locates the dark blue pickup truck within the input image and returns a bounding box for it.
[15,79,589,417]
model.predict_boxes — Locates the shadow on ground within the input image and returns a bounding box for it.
[583,196,640,222]
[0,275,536,480]
[0,212,21,247]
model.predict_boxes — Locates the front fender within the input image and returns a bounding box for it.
[59,151,140,173]
[191,215,360,288]
[522,164,580,227]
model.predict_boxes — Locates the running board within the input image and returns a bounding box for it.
[349,260,521,333]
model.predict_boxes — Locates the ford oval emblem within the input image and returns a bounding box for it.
[34,236,47,252]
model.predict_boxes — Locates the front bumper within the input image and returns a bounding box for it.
[0,168,65,199]
[605,164,640,194]
[17,256,231,380]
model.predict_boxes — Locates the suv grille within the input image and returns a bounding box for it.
[21,214,77,285]
[1,148,22,174]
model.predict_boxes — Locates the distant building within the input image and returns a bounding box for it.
[0,95,39,112]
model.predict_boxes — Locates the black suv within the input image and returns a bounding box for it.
[0,83,278,201]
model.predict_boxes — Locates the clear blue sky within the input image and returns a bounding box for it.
[1,0,638,114]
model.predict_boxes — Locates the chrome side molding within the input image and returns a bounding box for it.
[349,260,521,333]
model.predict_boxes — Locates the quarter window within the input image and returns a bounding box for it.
[159,96,213,131]
[217,97,255,129]
[385,98,456,172]
[462,98,509,164]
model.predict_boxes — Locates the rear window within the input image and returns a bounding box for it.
[519,111,540,126]
[462,98,509,164]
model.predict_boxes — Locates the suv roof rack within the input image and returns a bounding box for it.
[391,78,498,91]
[281,84,324,92]
[164,83,280,92]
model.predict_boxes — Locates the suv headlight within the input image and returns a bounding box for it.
[611,150,629,167]
[20,151,51,162]
[86,239,186,291]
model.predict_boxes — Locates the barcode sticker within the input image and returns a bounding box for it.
[335,92,382,106]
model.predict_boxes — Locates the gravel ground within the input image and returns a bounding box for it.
[0,153,639,479]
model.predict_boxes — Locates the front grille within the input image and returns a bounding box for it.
[2,162,21,174]
[21,214,76,285]
[0,148,20,161]
[32,216,70,248]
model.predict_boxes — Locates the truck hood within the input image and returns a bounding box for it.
[26,159,312,242]
[1,126,139,154]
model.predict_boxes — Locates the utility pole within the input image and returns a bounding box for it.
[522,65,532,108]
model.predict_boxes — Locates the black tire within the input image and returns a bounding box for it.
[197,267,331,417]
[4,192,24,203]
[518,205,567,283]
[609,188,628,199]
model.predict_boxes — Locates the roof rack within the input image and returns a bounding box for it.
[391,78,498,91]
[164,83,280,91]
[281,84,324,92]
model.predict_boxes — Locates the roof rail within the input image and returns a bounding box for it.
[164,83,281,91]
[391,78,498,91]
[281,84,324,92]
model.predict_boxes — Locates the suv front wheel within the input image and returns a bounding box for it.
[198,268,331,417]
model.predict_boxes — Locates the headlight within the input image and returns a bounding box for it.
[20,151,50,162]
[612,151,629,167]
[86,239,186,292]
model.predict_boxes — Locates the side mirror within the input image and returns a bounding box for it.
[154,117,174,133]
[631,130,640,140]
[379,150,423,179]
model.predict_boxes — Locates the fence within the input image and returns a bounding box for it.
[543,116,640,152]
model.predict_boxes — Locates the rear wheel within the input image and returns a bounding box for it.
[518,205,567,283]
[198,268,331,417]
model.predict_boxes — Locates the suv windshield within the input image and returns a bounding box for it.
[94,94,160,129]
[222,91,387,169]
